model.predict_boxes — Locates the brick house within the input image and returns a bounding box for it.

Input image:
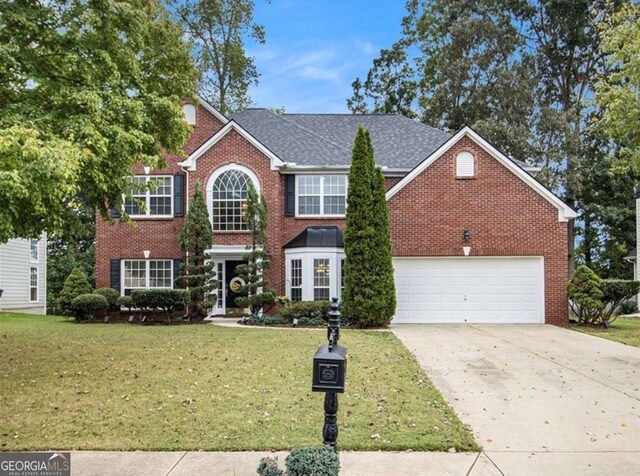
[95,97,576,324]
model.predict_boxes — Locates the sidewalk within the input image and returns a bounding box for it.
[70,450,495,476]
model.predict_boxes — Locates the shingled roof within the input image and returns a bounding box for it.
[230,109,451,169]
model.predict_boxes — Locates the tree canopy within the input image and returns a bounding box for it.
[0,0,197,243]
[350,0,635,278]
[165,0,266,113]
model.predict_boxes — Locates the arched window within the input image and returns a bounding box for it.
[211,169,252,231]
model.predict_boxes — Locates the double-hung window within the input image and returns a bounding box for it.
[290,259,303,302]
[29,239,38,262]
[29,267,38,302]
[122,259,173,295]
[124,176,173,217]
[297,175,347,216]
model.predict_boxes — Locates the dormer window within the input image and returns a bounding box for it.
[183,104,196,125]
[456,151,475,177]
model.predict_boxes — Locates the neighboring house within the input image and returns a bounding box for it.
[0,236,47,314]
[95,97,576,325]
[623,187,639,294]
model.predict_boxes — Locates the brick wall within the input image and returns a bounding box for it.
[387,136,569,324]
[95,103,225,289]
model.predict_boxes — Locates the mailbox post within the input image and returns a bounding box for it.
[312,298,347,452]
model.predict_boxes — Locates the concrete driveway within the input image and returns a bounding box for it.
[392,324,640,475]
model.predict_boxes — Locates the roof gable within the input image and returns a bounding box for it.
[180,119,284,171]
[385,127,577,222]
[196,94,229,124]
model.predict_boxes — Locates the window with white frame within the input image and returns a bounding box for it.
[340,258,345,296]
[122,259,173,295]
[211,169,252,231]
[29,267,38,302]
[297,175,347,216]
[313,258,330,301]
[124,176,173,217]
[30,239,38,262]
[286,250,344,302]
[290,259,303,302]
[456,151,475,177]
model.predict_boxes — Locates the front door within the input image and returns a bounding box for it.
[225,260,247,309]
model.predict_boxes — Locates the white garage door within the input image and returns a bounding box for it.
[393,257,544,324]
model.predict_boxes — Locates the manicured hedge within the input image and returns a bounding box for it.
[277,301,331,322]
[71,293,108,321]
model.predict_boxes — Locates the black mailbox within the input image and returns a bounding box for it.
[312,344,347,393]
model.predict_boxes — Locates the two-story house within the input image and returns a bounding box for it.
[95,98,576,324]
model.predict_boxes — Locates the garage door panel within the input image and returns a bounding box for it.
[393,257,544,324]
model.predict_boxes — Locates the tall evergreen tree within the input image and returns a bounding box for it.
[343,126,394,327]
[235,182,276,315]
[177,182,218,319]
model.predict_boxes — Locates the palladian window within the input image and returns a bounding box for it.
[211,170,252,231]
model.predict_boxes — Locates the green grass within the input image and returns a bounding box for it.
[573,317,640,347]
[0,313,477,452]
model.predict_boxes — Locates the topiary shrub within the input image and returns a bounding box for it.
[285,446,340,476]
[277,301,331,322]
[71,293,108,322]
[116,295,134,310]
[58,268,93,317]
[95,288,120,311]
[568,265,604,325]
[257,457,284,476]
[619,299,638,316]
[600,279,640,322]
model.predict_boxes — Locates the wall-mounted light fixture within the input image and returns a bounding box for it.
[463,229,471,256]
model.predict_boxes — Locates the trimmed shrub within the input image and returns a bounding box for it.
[116,295,134,310]
[600,279,640,321]
[95,288,120,311]
[568,265,603,325]
[131,289,190,319]
[245,315,287,326]
[58,268,93,316]
[297,316,326,327]
[277,301,331,322]
[257,457,284,476]
[71,293,108,321]
[285,446,340,476]
[620,299,638,315]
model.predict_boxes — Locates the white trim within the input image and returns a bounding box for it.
[206,164,261,231]
[295,174,347,218]
[29,266,38,303]
[181,120,284,171]
[386,127,577,222]
[121,259,174,295]
[195,94,229,124]
[125,175,174,218]
[285,248,345,302]
[29,239,39,263]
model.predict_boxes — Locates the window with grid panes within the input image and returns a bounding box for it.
[211,170,251,231]
[290,259,303,301]
[297,175,347,216]
[124,176,172,216]
[313,258,330,301]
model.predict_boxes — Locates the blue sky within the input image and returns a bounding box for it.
[246,1,407,113]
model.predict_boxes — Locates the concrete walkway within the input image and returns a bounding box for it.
[70,450,501,475]
[392,324,640,476]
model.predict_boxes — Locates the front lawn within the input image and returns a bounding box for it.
[0,313,477,452]
[573,317,640,347]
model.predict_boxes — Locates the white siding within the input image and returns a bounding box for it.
[0,236,47,314]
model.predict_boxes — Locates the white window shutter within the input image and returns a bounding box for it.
[456,152,475,177]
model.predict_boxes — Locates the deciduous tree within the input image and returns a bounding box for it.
[0,0,197,243]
